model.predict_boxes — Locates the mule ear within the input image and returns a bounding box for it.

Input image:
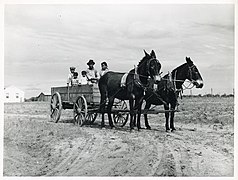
[144,50,150,57]
[186,56,193,64]
[150,50,156,58]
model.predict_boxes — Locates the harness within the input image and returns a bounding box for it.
[169,63,197,99]
[133,57,160,90]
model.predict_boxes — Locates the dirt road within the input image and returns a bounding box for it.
[3,97,234,176]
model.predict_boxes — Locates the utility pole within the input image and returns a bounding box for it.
[211,88,213,95]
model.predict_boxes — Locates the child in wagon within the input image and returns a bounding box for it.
[67,66,76,86]
[71,72,80,86]
[79,71,88,85]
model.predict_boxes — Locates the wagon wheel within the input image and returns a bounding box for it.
[85,112,98,124]
[73,96,87,126]
[113,100,129,127]
[50,92,62,123]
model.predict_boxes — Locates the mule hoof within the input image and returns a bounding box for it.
[146,126,151,130]
[110,125,115,129]
[171,128,176,132]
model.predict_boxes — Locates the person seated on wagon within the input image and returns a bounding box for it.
[71,72,79,86]
[67,66,76,86]
[86,59,99,84]
[99,61,109,77]
[79,70,88,85]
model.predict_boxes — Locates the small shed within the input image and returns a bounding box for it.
[4,86,25,103]
[37,92,51,102]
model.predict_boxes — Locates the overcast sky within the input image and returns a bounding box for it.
[4,4,234,98]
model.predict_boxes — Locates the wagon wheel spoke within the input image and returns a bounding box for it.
[74,104,85,126]
[77,114,85,126]
[85,112,97,124]
[73,95,87,126]
[51,95,57,109]
[114,114,127,127]
[113,100,129,128]
[50,92,62,123]
[50,108,56,117]
[52,109,59,120]
[121,101,127,110]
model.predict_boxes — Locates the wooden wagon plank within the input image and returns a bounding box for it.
[51,84,101,104]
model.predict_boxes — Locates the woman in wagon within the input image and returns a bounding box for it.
[67,66,76,86]
[99,61,109,77]
[86,59,99,84]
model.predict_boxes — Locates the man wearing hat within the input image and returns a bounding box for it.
[67,66,76,86]
[86,59,99,84]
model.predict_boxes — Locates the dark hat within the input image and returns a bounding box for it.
[87,59,95,65]
[101,61,107,66]
[70,66,76,70]
[81,70,87,75]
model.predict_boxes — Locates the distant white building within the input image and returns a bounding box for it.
[4,86,25,103]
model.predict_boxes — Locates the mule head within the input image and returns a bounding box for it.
[186,57,204,88]
[147,50,161,83]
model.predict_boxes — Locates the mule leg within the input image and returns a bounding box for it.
[170,103,176,132]
[99,91,107,128]
[144,103,152,130]
[133,114,136,127]
[136,97,143,131]
[101,111,105,128]
[129,98,135,130]
[164,104,170,132]
[107,97,115,128]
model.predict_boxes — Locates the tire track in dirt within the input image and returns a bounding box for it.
[44,129,95,176]
[149,133,177,176]
[42,127,167,176]
[164,132,194,176]
[36,124,233,176]
[163,128,234,176]
[106,130,164,176]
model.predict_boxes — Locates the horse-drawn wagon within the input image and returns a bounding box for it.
[49,83,180,129]
[50,51,203,131]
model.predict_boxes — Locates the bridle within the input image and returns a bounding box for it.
[184,64,199,89]
[172,63,198,93]
[146,57,161,79]
[132,57,161,91]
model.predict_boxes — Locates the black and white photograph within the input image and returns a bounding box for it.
[2,0,236,178]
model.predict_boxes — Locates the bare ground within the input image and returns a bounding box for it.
[3,97,234,176]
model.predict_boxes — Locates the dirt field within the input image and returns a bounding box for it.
[3,97,234,177]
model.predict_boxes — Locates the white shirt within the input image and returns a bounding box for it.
[67,72,74,85]
[86,68,99,79]
[79,76,88,85]
[99,68,109,77]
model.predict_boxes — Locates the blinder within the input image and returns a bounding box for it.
[146,57,161,78]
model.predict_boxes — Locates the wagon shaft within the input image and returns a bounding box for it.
[110,108,180,114]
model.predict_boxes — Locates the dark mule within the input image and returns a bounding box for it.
[144,57,204,132]
[99,50,161,130]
